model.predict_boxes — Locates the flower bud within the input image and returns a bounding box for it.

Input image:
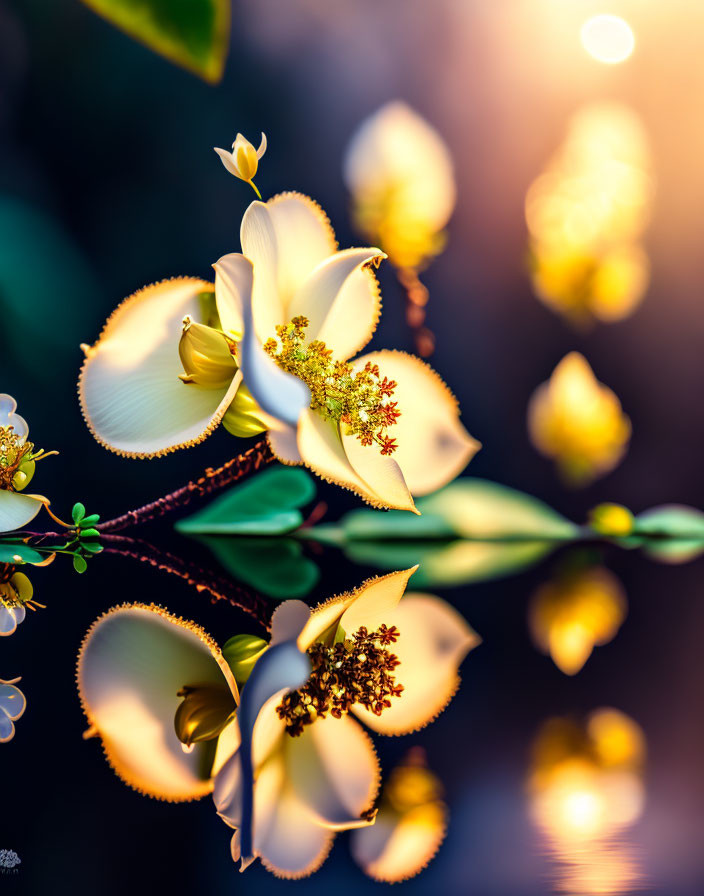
[214,132,267,192]
[178,316,237,388]
[173,683,237,746]
[222,633,268,684]
[588,503,634,536]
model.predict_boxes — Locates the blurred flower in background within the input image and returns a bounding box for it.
[527,353,631,486]
[351,746,447,883]
[525,102,654,327]
[344,102,456,357]
[529,563,627,675]
[528,708,646,895]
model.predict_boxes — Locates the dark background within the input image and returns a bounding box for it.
[2,1,704,893]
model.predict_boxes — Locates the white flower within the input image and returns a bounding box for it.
[79,194,479,511]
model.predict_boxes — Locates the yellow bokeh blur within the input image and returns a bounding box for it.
[344,101,456,271]
[529,566,627,675]
[525,103,653,326]
[528,710,646,895]
[527,352,631,485]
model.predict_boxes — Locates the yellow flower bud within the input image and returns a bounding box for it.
[178,316,237,388]
[222,382,269,438]
[222,633,268,684]
[214,132,267,198]
[588,503,634,537]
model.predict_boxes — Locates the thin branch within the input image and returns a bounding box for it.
[97,438,274,534]
[397,267,435,358]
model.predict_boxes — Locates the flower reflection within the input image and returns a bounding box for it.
[529,564,627,675]
[78,570,479,878]
[527,353,631,485]
[0,677,26,743]
[350,746,447,882]
[525,103,653,326]
[528,709,646,895]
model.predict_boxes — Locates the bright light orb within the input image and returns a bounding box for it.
[581,15,635,65]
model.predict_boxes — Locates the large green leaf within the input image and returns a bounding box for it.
[634,505,704,539]
[418,479,579,540]
[196,536,320,600]
[0,540,47,565]
[332,479,578,542]
[81,0,230,83]
[343,538,556,588]
[175,467,317,536]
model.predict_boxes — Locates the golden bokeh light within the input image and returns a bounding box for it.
[581,15,635,65]
[528,710,646,895]
[527,352,631,486]
[529,566,627,675]
[525,103,653,326]
[344,101,456,271]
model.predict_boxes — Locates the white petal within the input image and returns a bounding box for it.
[255,770,334,878]
[341,428,417,514]
[240,201,286,340]
[270,601,312,646]
[353,351,480,495]
[0,714,16,743]
[351,800,447,883]
[236,642,312,866]
[5,413,29,441]
[77,604,238,801]
[352,594,479,735]
[0,607,19,637]
[256,132,267,159]
[214,146,241,178]
[235,260,311,427]
[338,567,417,636]
[288,248,384,359]
[0,490,44,533]
[0,393,17,421]
[213,253,247,338]
[242,194,338,326]
[0,680,26,720]
[297,410,413,511]
[267,420,302,464]
[286,714,379,828]
[79,278,238,457]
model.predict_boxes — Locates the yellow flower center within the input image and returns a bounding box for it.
[0,427,31,490]
[264,317,401,455]
[276,624,404,737]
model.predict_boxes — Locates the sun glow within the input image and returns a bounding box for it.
[581,15,635,65]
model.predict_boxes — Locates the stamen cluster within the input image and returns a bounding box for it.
[263,317,401,455]
[277,624,403,737]
[0,427,31,490]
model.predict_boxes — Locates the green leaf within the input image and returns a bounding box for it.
[343,538,556,589]
[73,554,88,574]
[79,528,102,539]
[175,467,317,536]
[222,634,268,684]
[0,541,47,565]
[332,479,579,543]
[634,505,704,539]
[82,542,104,554]
[195,536,319,600]
[72,503,86,524]
[81,0,231,83]
[79,514,101,527]
[642,538,704,565]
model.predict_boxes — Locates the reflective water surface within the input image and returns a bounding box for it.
[3,522,704,896]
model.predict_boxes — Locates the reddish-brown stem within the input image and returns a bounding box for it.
[102,534,272,629]
[397,267,435,358]
[96,438,274,534]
